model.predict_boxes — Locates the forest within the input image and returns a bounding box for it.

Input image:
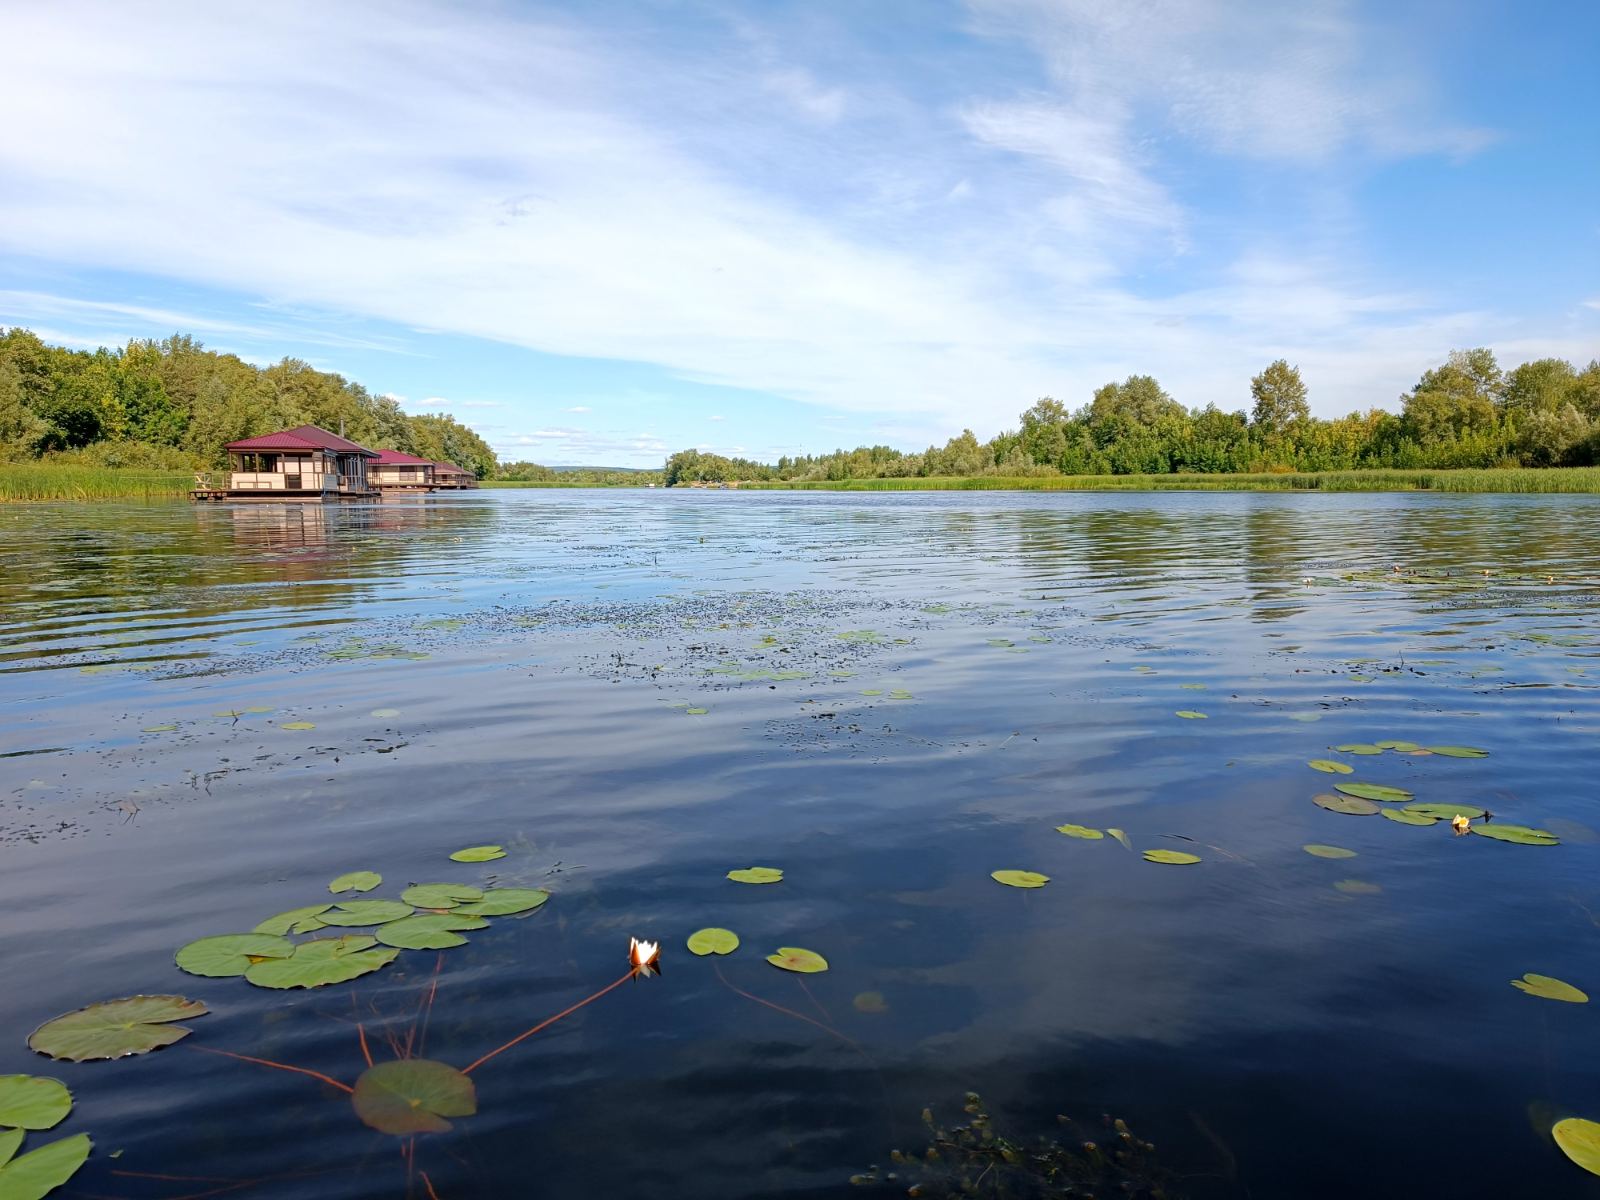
[663,351,1600,485]
[0,328,497,478]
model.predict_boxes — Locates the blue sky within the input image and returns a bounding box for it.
[1,0,1595,466]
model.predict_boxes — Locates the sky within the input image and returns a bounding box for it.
[0,0,1595,467]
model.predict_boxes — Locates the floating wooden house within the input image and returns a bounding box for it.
[215,425,379,500]
[432,461,479,489]
[370,448,439,492]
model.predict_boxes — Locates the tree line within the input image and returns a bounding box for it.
[664,350,1600,484]
[0,328,497,477]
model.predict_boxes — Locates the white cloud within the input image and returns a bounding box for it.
[708,414,725,422]
[1583,298,1600,312]
[0,0,1550,447]
[563,405,591,413]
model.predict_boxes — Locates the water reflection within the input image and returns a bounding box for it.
[0,490,1597,1199]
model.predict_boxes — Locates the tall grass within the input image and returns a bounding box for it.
[0,464,194,501]
[739,468,1600,494]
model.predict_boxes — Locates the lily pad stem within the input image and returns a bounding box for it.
[461,968,637,1076]
[191,1044,353,1094]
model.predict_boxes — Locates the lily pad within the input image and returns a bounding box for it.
[244,945,399,989]
[253,904,333,936]
[852,991,888,1014]
[1374,740,1421,751]
[1404,803,1488,820]
[0,1130,17,1169]
[1553,1117,1600,1176]
[1308,759,1353,775]
[1381,808,1438,826]
[1334,782,1414,802]
[28,995,209,1061]
[370,708,401,718]
[376,914,488,951]
[291,935,378,959]
[400,884,484,909]
[0,1077,70,1131]
[1175,711,1207,719]
[1511,973,1588,1003]
[352,1059,476,1136]
[1054,824,1104,840]
[1302,845,1357,859]
[685,707,708,716]
[452,888,550,917]
[1428,745,1489,758]
[141,724,177,734]
[686,928,740,956]
[1334,743,1384,755]
[767,947,829,973]
[318,900,415,926]
[727,867,783,885]
[1334,880,1382,895]
[1314,792,1380,815]
[175,933,294,978]
[1106,828,1133,851]
[449,845,506,863]
[329,871,382,894]
[1471,824,1559,846]
[0,1133,91,1200]
[280,721,316,731]
[1142,850,1201,865]
[990,870,1049,888]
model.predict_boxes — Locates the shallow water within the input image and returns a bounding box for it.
[2,490,1599,1199]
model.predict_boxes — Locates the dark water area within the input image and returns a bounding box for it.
[2,490,1599,1199]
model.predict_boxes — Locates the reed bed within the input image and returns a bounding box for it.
[740,468,1600,494]
[0,465,195,501]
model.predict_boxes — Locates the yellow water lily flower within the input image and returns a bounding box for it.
[1451,814,1471,835]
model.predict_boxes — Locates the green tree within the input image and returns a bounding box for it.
[1402,349,1503,445]
[1249,359,1309,436]
[0,361,48,458]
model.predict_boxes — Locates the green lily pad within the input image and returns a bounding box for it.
[28,995,209,1061]
[0,1132,91,1200]
[727,867,783,885]
[370,708,401,718]
[329,871,382,894]
[253,904,333,936]
[1381,808,1438,826]
[1308,759,1353,775]
[316,900,415,927]
[352,1059,476,1135]
[1302,845,1357,859]
[141,724,177,733]
[888,689,914,700]
[0,1130,17,1170]
[400,884,484,909]
[1054,824,1104,840]
[685,707,709,716]
[452,888,550,917]
[860,689,883,697]
[244,944,399,989]
[0,1077,70,1131]
[1511,973,1588,1003]
[290,936,378,960]
[1471,824,1559,846]
[1334,782,1414,802]
[1106,828,1132,851]
[449,845,506,863]
[1428,745,1489,758]
[1335,880,1382,895]
[1554,1117,1600,1176]
[1315,792,1380,815]
[280,721,316,731]
[376,914,488,951]
[1175,711,1207,719]
[766,947,829,973]
[1334,744,1384,755]
[990,870,1049,888]
[1143,850,1201,865]
[686,928,740,956]
[837,630,884,643]
[1374,740,1421,751]
[852,991,888,1014]
[175,934,294,978]
[1404,803,1488,820]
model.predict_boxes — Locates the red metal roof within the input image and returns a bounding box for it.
[372,448,436,466]
[225,425,377,456]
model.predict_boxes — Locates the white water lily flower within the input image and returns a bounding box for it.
[629,937,661,976]
[1451,814,1471,835]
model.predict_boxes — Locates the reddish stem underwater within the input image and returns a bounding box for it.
[460,968,637,1076]
[191,1045,354,1094]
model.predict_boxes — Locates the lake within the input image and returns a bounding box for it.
[2,489,1598,1199]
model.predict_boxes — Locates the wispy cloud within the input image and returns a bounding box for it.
[563,405,591,413]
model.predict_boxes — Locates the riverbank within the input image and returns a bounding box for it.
[739,467,1600,493]
[0,464,195,501]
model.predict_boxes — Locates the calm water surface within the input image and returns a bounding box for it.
[2,490,1599,1199]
